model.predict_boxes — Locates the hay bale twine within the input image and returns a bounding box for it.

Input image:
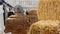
[27,20,60,34]
[37,0,60,20]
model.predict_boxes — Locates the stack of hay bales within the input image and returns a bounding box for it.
[27,0,60,34]
[37,0,60,20]
[5,13,29,34]
[5,10,38,34]
[27,20,60,34]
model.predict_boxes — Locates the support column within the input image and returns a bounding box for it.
[0,5,5,34]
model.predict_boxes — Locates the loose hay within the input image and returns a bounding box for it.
[37,0,60,20]
[27,20,60,34]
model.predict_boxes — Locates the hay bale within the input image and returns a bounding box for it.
[5,12,38,33]
[28,10,38,24]
[37,0,60,20]
[29,10,37,15]
[12,31,19,34]
[5,13,29,33]
[27,20,60,34]
[27,15,38,24]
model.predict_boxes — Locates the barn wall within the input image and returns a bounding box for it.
[5,0,38,9]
